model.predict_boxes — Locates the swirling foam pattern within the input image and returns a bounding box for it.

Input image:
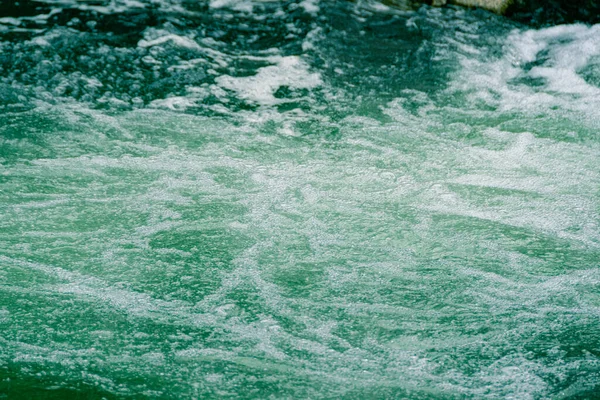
[0,0,599,398]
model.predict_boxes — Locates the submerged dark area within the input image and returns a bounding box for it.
[507,0,600,26]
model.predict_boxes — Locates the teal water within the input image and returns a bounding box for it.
[1,1,600,398]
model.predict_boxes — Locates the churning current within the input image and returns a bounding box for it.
[0,0,599,398]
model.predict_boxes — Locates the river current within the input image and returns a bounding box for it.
[0,0,599,398]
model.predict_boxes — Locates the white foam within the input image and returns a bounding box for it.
[215,55,322,106]
[26,30,63,46]
[0,17,21,26]
[448,23,600,115]
[299,0,320,15]
[209,0,254,12]
[138,33,201,51]
[149,96,197,111]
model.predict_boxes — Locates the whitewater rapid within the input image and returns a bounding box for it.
[1,0,599,398]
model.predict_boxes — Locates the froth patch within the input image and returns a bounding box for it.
[138,33,201,51]
[299,0,320,15]
[215,55,322,106]
[516,24,600,95]
[209,0,255,12]
[448,23,600,116]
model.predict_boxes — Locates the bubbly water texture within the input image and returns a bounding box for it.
[1,0,600,398]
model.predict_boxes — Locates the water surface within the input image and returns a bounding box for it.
[1,1,599,398]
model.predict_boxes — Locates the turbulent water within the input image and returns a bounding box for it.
[1,0,600,398]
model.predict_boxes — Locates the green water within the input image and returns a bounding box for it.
[1,1,600,398]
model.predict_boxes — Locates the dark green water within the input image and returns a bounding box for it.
[1,0,600,398]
